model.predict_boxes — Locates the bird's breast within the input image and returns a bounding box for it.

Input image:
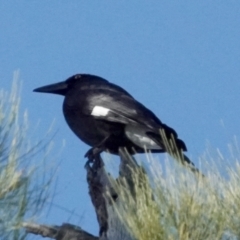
[62,99,124,147]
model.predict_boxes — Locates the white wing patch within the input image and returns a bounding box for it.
[125,125,162,150]
[91,106,110,117]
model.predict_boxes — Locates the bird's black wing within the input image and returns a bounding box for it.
[83,88,180,140]
[84,89,187,152]
[85,90,160,127]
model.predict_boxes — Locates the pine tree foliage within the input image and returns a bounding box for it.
[111,149,240,240]
[0,73,53,239]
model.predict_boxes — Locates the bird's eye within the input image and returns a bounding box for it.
[74,74,82,79]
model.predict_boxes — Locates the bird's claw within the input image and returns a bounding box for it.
[84,147,104,168]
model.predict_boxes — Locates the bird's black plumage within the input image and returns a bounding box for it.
[34,74,194,168]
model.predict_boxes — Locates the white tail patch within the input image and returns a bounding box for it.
[91,106,110,117]
[125,125,162,150]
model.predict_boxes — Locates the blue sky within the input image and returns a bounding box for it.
[1,1,240,237]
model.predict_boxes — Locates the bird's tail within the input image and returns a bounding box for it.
[147,129,204,178]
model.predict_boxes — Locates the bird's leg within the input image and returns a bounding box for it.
[84,146,104,163]
[84,135,112,165]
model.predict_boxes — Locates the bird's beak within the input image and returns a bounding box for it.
[33,81,68,95]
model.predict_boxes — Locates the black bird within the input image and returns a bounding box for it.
[34,74,197,173]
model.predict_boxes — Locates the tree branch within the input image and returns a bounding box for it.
[24,150,145,240]
[23,222,98,240]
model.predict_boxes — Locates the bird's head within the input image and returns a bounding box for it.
[33,74,108,96]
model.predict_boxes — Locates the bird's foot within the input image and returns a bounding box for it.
[84,153,103,170]
[84,147,103,160]
[84,147,104,168]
